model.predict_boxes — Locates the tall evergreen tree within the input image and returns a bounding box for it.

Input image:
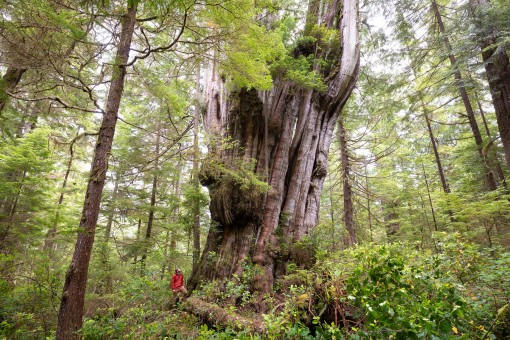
[56,2,138,338]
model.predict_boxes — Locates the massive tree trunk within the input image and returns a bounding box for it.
[190,0,360,293]
[469,0,510,172]
[431,0,497,190]
[56,3,137,339]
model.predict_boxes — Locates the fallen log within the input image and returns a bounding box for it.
[182,297,265,334]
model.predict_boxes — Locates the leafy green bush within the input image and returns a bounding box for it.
[341,244,475,338]
[315,242,509,339]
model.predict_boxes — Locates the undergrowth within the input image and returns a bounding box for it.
[195,240,509,339]
[2,240,508,339]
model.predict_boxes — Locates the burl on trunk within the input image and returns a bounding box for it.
[189,0,360,293]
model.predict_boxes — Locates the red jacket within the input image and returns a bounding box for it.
[171,273,184,290]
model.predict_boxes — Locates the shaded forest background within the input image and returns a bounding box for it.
[0,0,509,338]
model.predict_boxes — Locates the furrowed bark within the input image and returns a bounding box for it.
[183,297,265,333]
[191,0,360,294]
[56,4,137,339]
[338,113,356,246]
[469,0,510,173]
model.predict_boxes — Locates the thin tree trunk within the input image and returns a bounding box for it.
[418,192,438,252]
[0,170,26,249]
[104,176,119,244]
[417,95,457,222]
[383,197,400,241]
[327,171,337,251]
[421,162,439,232]
[141,129,161,275]
[407,44,457,222]
[134,218,142,265]
[44,139,76,254]
[56,4,137,339]
[338,113,356,246]
[98,173,120,294]
[162,158,183,278]
[364,164,373,242]
[422,100,450,193]
[431,0,497,190]
[192,69,201,271]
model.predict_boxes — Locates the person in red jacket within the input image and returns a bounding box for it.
[171,268,187,301]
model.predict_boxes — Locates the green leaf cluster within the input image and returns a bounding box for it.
[270,54,326,91]
[222,25,285,90]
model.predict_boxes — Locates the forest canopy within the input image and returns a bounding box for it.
[0,0,509,338]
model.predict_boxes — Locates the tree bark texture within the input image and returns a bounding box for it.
[469,0,510,172]
[0,67,26,114]
[183,297,265,333]
[338,113,356,246]
[431,0,497,190]
[191,0,360,293]
[56,4,137,339]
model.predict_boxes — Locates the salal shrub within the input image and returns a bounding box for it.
[317,243,498,339]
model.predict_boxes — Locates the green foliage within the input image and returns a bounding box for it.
[81,305,199,339]
[223,24,285,90]
[199,0,286,90]
[263,282,315,339]
[194,262,257,307]
[270,54,327,91]
[198,324,260,340]
[0,127,56,249]
[269,23,340,91]
[0,253,64,339]
[201,137,271,193]
[205,242,507,339]
[443,189,510,247]
[341,244,472,338]
[315,242,510,339]
[80,276,200,339]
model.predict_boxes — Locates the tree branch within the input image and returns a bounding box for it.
[126,5,190,67]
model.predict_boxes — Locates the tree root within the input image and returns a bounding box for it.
[182,297,265,334]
